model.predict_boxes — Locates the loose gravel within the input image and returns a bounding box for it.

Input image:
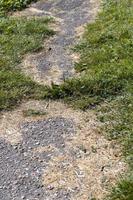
[0,117,75,200]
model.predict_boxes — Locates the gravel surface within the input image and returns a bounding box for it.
[21,0,99,85]
[35,0,96,81]
[0,117,75,200]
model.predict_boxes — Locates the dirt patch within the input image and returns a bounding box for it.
[22,53,63,85]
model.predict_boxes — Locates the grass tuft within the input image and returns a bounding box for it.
[23,109,47,117]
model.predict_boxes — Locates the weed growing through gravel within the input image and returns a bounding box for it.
[0,16,54,111]
[23,109,47,117]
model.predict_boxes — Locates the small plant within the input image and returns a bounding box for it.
[23,109,47,117]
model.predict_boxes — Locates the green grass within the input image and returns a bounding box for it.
[97,95,133,200]
[0,16,54,111]
[107,178,133,200]
[0,17,54,67]
[0,0,36,15]
[48,0,133,199]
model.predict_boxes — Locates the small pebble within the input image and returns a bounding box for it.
[47,185,54,190]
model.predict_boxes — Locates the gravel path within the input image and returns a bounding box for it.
[20,0,99,85]
[0,117,75,200]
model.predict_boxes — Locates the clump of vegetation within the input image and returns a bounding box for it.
[108,178,133,200]
[0,0,36,15]
[0,16,54,111]
[23,109,47,117]
[97,95,133,200]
